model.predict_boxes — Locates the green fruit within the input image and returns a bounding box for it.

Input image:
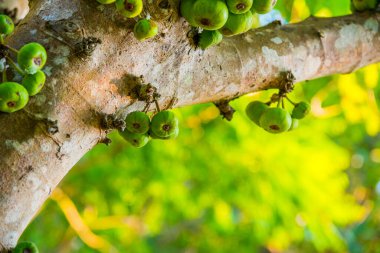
[133,19,158,41]
[245,101,268,126]
[0,15,14,35]
[291,101,311,119]
[119,130,149,148]
[226,0,253,14]
[149,126,179,140]
[351,0,377,11]
[116,0,143,18]
[13,242,39,253]
[125,111,150,134]
[0,82,29,113]
[288,118,299,131]
[180,0,198,26]
[21,70,46,96]
[259,107,292,133]
[17,42,47,74]
[193,0,229,30]
[252,0,277,14]
[96,0,116,4]
[150,110,179,138]
[198,30,223,49]
[219,11,253,36]
[250,12,260,29]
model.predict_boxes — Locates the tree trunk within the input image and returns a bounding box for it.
[0,0,379,249]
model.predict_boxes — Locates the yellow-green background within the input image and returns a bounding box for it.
[21,0,380,252]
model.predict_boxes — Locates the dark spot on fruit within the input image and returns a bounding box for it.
[7,101,15,107]
[23,249,32,253]
[16,92,20,96]
[200,18,211,26]
[269,125,280,131]
[34,57,42,66]
[236,3,246,10]
[132,139,138,144]
[38,83,43,88]
[162,124,171,131]
[158,0,170,9]
[125,2,134,11]
[132,123,141,129]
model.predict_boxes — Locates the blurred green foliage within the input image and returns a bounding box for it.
[20,0,380,252]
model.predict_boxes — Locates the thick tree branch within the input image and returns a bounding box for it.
[0,0,379,249]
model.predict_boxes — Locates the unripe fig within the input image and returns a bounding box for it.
[259,107,292,133]
[0,82,29,113]
[119,130,149,148]
[252,0,277,14]
[193,0,229,30]
[250,12,261,29]
[351,0,378,11]
[116,0,143,18]
[125,111,150,134]
[245,101,268,126]
[13,242,39,253]
[17,42,47,74]
[22,70,46,96]
[96,0,116,4]
[288,118,299,131]
[198,30,223,49]
[133,19,158,41]
[291,101,310,119]
[180,0,198,27]
[219,11,253,36]
[150,110,179,138]
[0,14,14,36]
[226,0,253,14]
[149,126,179,140]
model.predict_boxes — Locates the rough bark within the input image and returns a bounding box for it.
[0,0,379,249]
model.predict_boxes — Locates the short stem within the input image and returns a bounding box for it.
[3,44,19,54]
[0,35,4,45]
[6,56,25,76]
[285,96,296,106]
[154,99,161,112]
[2,68,7,82]
[143,102,150,113]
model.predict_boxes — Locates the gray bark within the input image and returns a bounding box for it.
[0,0,380,249]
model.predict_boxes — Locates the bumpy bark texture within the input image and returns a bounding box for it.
[0,0,380,249]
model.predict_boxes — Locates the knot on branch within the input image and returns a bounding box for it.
[278,71,295,95]
[101,114,126,131]
[214,100,236,121]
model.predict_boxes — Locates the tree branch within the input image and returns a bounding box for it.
[0,0,379,249]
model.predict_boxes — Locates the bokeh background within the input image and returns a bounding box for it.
[20,0,380,252]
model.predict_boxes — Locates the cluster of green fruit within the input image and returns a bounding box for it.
[12,241,39,253]
[119,110,179,148]
[245,97,310,134]
[96,0,158,41]
[0,14,47,113]
[351,0,379,11]
[180,0,276,49]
